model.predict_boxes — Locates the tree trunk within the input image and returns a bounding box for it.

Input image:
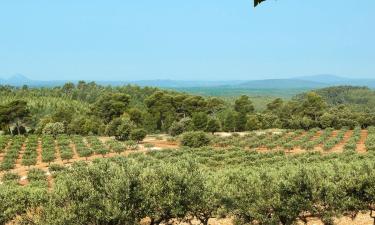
[16,122,20,135]
[370,210,375,225]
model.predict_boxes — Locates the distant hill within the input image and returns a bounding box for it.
[1,74,374,97]
[293,74,349,84]
[0,74,244,88]
[295,86,375,110]
[237,78,327,89]
[294,74,375,88]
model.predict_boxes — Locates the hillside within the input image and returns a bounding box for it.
[296,86,375,111]
[2,75,375,93]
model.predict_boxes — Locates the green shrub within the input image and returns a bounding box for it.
[1,172,20,183]
[27,169,46,182]
[130,129,147,143]
[181,131,211,148]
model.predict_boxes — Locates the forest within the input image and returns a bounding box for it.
[1,83,375,138]
[1,83,375,225]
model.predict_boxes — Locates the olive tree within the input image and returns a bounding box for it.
[42,122,65,138]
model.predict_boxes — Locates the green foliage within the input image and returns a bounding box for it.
[181,131,211,148]
[92,93,130,123]
[0,100,30,135]
[106,139,125,154]
[130,128,147,142]
[0,136,25,171]
[27,168,47,183]
[86,136,109,156]
[344,127,361,152]
[0,147,375,224]
[124,140,138,150]
[168,117,193,136]
[22,135,39,166]
[0,183,48,224]
[2,83,375,135]
[205,117,221,134]
[366,126,375,151]
[57,135,73,161]
[192,112,208,131]
[42,122,65,137]
[72,135,93,159]
[1,172,20,183]
[105,118,136,141]
[234,95,254,115]
[116,121,135,141]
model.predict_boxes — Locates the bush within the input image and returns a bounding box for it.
[43,122,65,137]
[168,117,193,136]
[49,164,66,173]
[181,131,211,148]
[1,172,20,183]
[116,122,133,141]
[130,129,147,143]
[125,140,138,150]
[27,169,46,182]
[205,118,221,134]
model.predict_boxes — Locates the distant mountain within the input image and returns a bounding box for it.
[293,74,375,88]
[0,74,63,87]
[0,75,244,88]
[1,74,374,90]
[237,79,327,89]
[294,74,350,84]
[112,80,244,88]
[7,74,31,83]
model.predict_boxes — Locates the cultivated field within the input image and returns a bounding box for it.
[1,128,375,225]
[0,127,373,185]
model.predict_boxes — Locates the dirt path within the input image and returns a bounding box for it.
[288,130,321,153]
[256,131,292,151]
[330,130,353,153]
[357,130,368,153]
[36,138,43,165]
[70,142,80,160]
[54,140,63,164]
[0,131,372,182]
[315,130,337,152]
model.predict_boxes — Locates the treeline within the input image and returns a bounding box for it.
[1,149,375,224]
[1,84,375,137]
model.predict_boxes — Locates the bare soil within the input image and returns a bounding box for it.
[0,130,371,187]
[140,212,375,225]
[357,130,368,153]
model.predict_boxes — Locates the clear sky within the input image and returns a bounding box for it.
[0,0,374,81]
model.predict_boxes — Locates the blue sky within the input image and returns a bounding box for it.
[0,0,374,81]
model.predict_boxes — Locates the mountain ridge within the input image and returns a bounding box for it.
[1,74,374,89]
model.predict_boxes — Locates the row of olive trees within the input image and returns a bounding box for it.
[1,153,375,225]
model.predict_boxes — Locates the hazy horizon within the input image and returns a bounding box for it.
[0,73,370,82]
[1,1,374,81]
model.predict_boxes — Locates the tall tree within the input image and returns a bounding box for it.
[234,95,254,115]
[266,98,284,112]
[192,112,209,131]
[145,91,174,131]
[0,100,30,135]
[206,98,225,116]
[301,92,327,122]
[92,93,130,123]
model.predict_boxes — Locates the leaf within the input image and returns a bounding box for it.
[254,0,266,7]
